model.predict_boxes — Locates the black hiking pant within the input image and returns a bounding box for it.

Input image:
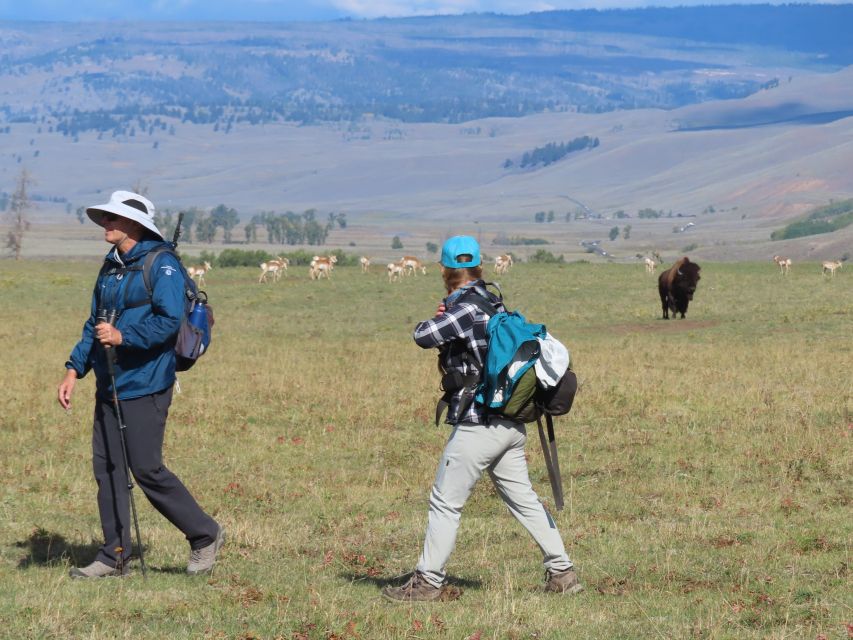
[92,385,218,567]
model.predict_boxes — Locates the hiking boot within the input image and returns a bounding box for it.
[69,560,129,579]
[382,572,443,602]
[544,568,584,594]
[187,525,226,575]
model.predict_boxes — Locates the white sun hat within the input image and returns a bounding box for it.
[86,190,163,239]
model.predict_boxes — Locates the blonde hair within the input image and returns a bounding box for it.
[441,263,483,293]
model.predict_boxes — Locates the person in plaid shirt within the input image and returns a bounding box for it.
[412,275,498,426]
[383,236,582,602]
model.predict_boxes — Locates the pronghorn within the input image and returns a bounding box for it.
[644,257,657,274]
[309,255,337,280]
[308,256,338,279]
[400,256,426,276]
[310,261,332,279]
[822,260,843,276]
[275,256,289,278]
[359,256,371,273]
[494,254,513,275]
[387,261,404,282]
[258,256,288,283]
[269,256,290,280]
[772,255,792,275]
[187,261,212,286]
[311,255,338,269]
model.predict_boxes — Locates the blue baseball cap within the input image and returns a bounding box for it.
[441,235,481,268]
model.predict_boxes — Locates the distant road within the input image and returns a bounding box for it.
[558,194,596,218]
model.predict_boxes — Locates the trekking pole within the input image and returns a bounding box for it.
[172,212,184,249]
[536,414,564,511]
[102,309,147,579]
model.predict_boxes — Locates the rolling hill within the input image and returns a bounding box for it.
[1,6,852,261]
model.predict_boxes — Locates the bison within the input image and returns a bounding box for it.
[658,257,701,319]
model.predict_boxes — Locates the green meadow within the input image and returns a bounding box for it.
[0,259,850,639]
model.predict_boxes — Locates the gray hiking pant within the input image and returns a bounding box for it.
[416,417,573,587]
[92,386,218,567]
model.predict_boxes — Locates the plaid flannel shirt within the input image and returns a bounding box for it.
[413,282,506,425]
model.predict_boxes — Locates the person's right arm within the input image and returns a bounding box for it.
[57,368,77,409]
[59,287,98,408]
[413,303,477,349]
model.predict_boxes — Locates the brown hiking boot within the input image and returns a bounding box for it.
[69,560,129,579]
[544,568,584,594]
[382,572,443,602]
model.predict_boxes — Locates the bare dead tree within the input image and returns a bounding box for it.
[6,169,33,261]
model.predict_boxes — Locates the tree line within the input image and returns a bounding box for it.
[68,204,349,246]
[771,198,853,240]
[246,210,346,246]
[504,136,600,169]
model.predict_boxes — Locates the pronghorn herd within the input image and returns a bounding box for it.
[773,256,847,276]
[190,253,847,287]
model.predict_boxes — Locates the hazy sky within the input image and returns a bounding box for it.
[0,0,809,21]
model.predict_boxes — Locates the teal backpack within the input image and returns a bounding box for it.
[441,284,577,424]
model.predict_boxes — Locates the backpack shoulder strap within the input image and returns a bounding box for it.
[457,284,502,317]
[480,280,503,300]
[98,255,145,309]
[123,246,179,309]
[141,246,179,296]
[100,261,142,279]
[97,259,113,279]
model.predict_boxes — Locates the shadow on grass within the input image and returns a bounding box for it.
[15,529,205,576]
[147,565,188,575]
[15,527,102,569]
[339,571,483,590]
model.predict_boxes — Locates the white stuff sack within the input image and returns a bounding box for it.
[534,332,570,388]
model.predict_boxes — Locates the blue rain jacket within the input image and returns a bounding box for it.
[66,239,185,400]
[475,310,546,409]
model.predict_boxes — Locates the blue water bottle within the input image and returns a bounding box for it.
[188,301,208,354]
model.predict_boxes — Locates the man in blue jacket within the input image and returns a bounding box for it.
[57,190,224,579]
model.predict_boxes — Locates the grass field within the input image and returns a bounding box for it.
[0,259,850,639]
